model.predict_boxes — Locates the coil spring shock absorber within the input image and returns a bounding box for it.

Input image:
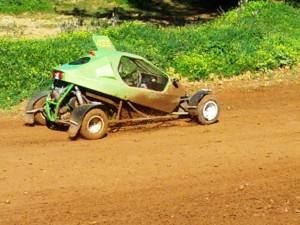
[75,86,84,105]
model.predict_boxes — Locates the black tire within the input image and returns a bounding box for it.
[80,108,108,140]
[33,96,47,125]
[196,95,220,125]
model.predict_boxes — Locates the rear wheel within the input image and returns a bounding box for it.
[196,95,220,125]
[33,96,47,125]
[80,108,108,140]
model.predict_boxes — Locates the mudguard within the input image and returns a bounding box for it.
[24,91,48,125]
[68,104,102,138]
[187,89,212,116]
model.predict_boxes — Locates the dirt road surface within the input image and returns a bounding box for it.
[0,79,299,225]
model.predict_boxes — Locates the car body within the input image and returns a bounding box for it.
[25,36,220,140]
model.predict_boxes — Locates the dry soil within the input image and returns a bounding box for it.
[0,73,299,225]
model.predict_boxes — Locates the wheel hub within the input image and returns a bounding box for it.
[203,101,218,121]
[87,116,104,134]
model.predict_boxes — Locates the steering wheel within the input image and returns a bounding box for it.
[122,68,136,86]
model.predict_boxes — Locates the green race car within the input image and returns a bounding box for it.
[25,36,220,140]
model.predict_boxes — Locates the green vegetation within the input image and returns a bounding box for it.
[0,1,299,108]
[286,0,300,7]
[0,0,52,13]
[0,33,92,108]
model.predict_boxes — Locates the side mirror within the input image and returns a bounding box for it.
[172,78,179,88]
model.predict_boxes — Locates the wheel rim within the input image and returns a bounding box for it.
[202,101,218,121]
[87,115,104,134]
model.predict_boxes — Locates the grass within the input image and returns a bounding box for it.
[0,0,52,13]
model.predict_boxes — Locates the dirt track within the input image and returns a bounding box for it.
[0,79,299,225]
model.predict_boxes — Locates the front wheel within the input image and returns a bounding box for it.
[196,95,220,125]
[80,108,108,140]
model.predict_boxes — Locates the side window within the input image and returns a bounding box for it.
[118,57,140,87]
[118,56,168,91]
[135,60,168,91]
[118,57,136,77]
